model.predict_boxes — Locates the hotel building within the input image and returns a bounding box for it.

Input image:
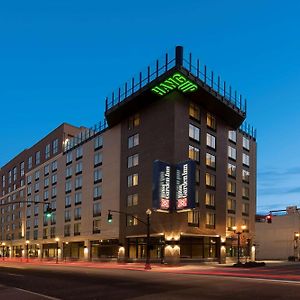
[0,46,256,263]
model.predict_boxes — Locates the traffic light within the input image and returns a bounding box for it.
[45,205,52,218]
[266,214,272,223]
[108,211,113,223]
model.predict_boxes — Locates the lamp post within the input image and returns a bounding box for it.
[294,232,300,261]
[232,225,247,265]
[55,237,59,264]
[145,209,152,270]
[1,242,5,261]
[26,240,30,262]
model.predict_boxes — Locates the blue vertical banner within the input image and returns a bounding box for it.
[152,160,172,212]
[176,160,196,211]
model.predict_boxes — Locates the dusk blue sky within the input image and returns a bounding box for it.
[1,1,300,213]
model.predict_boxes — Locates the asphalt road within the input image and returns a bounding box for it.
[0,263,299,300]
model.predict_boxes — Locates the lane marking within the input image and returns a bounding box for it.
[6,273,24,277]
[14,287,61,300]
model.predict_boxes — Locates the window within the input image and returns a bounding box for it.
[242,153,250,166]
[74,207,81,220]
[227,198,236,212]
[189,124,200,141]
[242,186,250,199]
[94,152,103,166]
[242,170,250,182]
[227,181,236,195]
[65,180,72,193]
[35,170,40,181]
[243,137,250,150]
[206,153,216,169]
[66,152,72,164]
[2,175,5,188]
[43,228,48,239]
[205,192,215,207]
[34,205,39,215]
[128,113,140,129]
[75,176,82,189]
[75,192,82,205]
[76,146,83,159]
[227,216,236,230]
[189,145,200,161]
[127,174,138,187]
[189,102,200,121]
[227,164,236,177]
[75,161,83,174]
[35,151,41,165]
[228,146,236,160]
[94,135,103,150]
[34,182,39,192]
[51,174,57,185]
[242,202,249,215]
[51,212,56,225]
[74,223,81,235]
[64,224,71,237]
[93,186,102,200]
[93,202,101,217]
[53,139,59,154]
[45,144,50,159]
[94,169,102,183]
[50,226,56,238]
[206,133,216,149]
[44,164,50,175]
[52,160,57,172]
[51,186,57,198]
[126,215,138,226]
[44,190,49,201]
[127,154,139,168]
[65,195,71,207]
[8,170,12,184]
[228,130,236,143]
[188,210,199,226]
[20,162,25,177]
[242,218,249,230]
[66,166,72,178]
[207,113,216,130]
[28,156,33,170]
[127,193,138,206]
[128,134,139,149]
[27,186,32,196]
[93,219,101,234]
[205,212,215,229]
[205,173,216,188]
[13,167,17,181]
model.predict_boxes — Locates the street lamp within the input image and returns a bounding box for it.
[26,240,30,262]
[232,225,247,265]
[1,242,5,261]
[55,238,59,264]
[145,209,152,270]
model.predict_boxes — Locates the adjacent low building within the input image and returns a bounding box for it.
[0,46,257,263]
[255,206,300,260]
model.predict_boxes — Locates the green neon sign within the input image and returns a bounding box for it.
[151,72,198,96]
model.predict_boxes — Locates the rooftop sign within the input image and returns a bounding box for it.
[151,72,198,96]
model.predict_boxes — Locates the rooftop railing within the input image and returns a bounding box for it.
[64,119,107,152]
[240,121,257,139]
[105,46,247,114]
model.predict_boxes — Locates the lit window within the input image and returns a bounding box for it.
[227,198,236,211]
[227,163,236,177]
[243,137,250,150]
[189,102,200,121]
[206,133,216,149]
[242,203,249,215]
[242,153,250,166]
[74,223,81,235]
[128,134,139,149]
[207,113,216,130]
[205,192,215,207]
[128,154,139,168]
[228,130,236,142]
[227,216,236,230]
[205,173,216,188]
[189,124,200,141]
[242,186,250,199]
[126,215,138,226]
[205,212,215,228]
[206,153,216,169]
[128,114,140,129]
[189,145,200,161]
[228,146,236,160]
[242,170,250,182]
[188,210,199,225]
[227,181,236,195]
[127,174,138,187]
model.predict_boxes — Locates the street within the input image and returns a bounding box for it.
[0,261,299,299]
